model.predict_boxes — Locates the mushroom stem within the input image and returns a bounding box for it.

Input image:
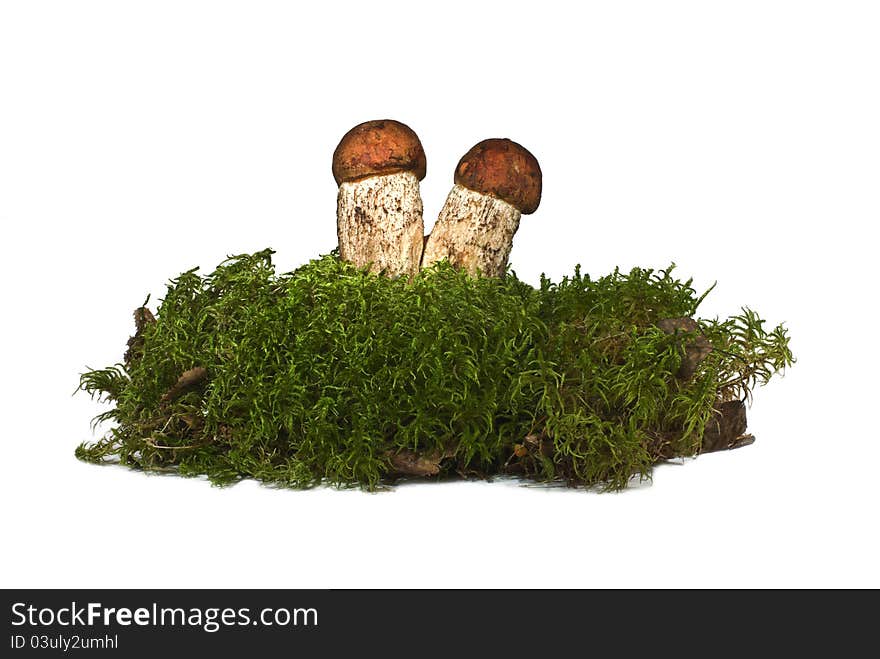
[337,171,424,277]
[421,184,520,277]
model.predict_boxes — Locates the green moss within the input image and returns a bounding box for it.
[76,250,793,491]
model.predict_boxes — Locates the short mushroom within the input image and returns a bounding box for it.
[421,138,541,277]
[332,119,427,278]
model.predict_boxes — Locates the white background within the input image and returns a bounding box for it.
[1,1,878,588]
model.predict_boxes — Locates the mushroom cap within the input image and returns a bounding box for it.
[454,138,542,214]
[332,119,427,185]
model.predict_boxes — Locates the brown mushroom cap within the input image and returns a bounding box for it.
[454,138,542,214]
[332,119,427,185]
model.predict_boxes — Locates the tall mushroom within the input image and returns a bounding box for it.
[332,119,427,278]
[421,138,541,277]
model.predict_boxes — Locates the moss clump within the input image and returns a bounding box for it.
[76,249,793,491]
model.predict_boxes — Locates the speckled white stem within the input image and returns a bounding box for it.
[337,171,424,278]
[421,184,521,277]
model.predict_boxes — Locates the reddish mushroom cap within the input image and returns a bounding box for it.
[332,119,427,185]
[454,138,542,214]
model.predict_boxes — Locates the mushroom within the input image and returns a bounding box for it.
[332,119,427,278]
[421,138,541,277]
